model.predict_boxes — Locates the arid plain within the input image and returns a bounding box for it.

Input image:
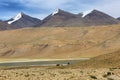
[0,24,120,80]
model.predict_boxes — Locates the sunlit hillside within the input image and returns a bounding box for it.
[0,24,120,59]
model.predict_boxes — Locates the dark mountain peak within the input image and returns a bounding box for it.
[81,9,108,18]
[16,12,32,19]
[90,9,111,16]
[19,12,27,17]
[51,9,76,16]
[91,9,100,12]
[81,9,94,17]
[51,9,60,16]
[37,9,77,27]
[6,12,41,28]
[83,9,119,25]
[51,9,67,15]
[56,9,70,14]
[15,12,27,17]
[84,9,117,19]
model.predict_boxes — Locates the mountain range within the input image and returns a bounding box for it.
[0,9,120,67]
[37,9,119,27]
[0,9,120,30]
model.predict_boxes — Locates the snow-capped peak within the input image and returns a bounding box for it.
[82,10,93,17]
[8,12,22,24]
[52,9,59,16]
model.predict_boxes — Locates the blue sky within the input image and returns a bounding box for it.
[0,0,120,20]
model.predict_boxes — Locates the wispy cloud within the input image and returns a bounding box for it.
[94,0,120,18]
[0,0,120,20]
[19,0,73,9]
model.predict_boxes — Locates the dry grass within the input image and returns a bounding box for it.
[71,49,120,68]
[0,68,120,80]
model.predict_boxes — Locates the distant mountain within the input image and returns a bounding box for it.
[83,10,119,26]
[0,21,17,30]
[0,9,119,29]
[6,12,41,28]
[36,9,119,27]
[36,9,78,27]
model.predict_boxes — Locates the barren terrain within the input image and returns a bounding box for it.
[0,68,120,80]
[72,49,120,68]
[0,25,120,80]
[0,24,120,59]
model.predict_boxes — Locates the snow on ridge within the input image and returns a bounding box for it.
[52,9,59,16]
[82,10,93,17]
[8,12,22,24]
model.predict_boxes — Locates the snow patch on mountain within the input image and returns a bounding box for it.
[8,12,22,24]
[52,9,59,16]
[82,10,93,17]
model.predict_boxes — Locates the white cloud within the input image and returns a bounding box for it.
[19,0,120,18]
[79,0,120,18]
[96,0,120,18]
[1,0,120,20]
[19,0,73,10]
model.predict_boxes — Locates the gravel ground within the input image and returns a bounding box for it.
[0,68,120,80]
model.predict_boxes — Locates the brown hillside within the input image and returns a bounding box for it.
[72,49,120,68]
[0,24,120,59]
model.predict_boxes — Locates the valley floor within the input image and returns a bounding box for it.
[0,68,120,80]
